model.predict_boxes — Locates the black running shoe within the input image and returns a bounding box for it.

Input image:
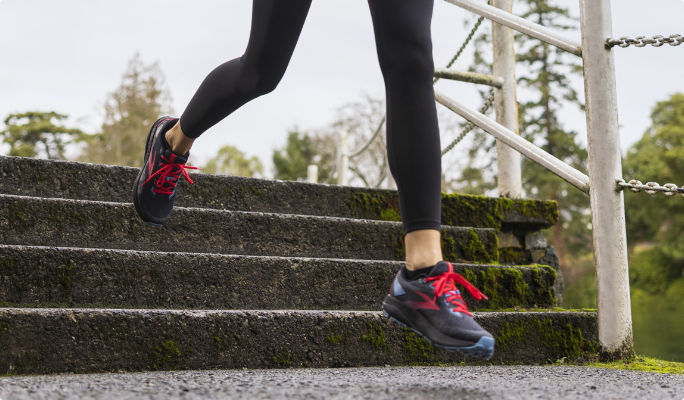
[382,261,495,359]
[133,117,197,226]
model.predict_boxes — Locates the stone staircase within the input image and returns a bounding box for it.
[0,156,598,374]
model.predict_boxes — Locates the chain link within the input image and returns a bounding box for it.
[441,90,495,156]
[434,15,486,84]
[617,179,684,197]
[606,34,683,49]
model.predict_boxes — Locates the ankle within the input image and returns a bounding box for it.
[404,229,443,271]
[165,121,195,155]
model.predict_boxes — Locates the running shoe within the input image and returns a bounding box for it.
[132,117,197,226]
[382,261,495,359]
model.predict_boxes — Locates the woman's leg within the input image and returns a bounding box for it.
[367,0,443,270]
[167,0,313,154]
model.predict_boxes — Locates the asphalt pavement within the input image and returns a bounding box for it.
[1,366,683,400]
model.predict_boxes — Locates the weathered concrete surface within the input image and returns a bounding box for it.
[0,245,558,311]
[0,195,497,263]
[0,308,597,374]
[0,156,558,229]
[2,366,683,400]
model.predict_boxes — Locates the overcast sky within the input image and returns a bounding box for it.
[1,0,682,178]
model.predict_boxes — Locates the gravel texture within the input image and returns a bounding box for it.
[0,195,497,263]
[0,309,597,374]
[0,245,557,311]
[1,366,683,399]
[0,156,557,229]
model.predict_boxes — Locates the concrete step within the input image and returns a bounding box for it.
[0,195,498,263]
[0,156,558,229]
[0,245,558,311]
[0,308,598,374]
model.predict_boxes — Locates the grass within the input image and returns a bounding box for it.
[583,356,684,375]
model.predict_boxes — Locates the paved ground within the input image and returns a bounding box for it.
[1,366,683,400]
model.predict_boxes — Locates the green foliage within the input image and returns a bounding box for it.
[623,93,684,251]
[202,145,264,177]
[272,130,334,182]
[79,53,173,167]
[1,111,83,159]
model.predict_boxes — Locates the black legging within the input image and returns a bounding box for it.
[180,0,442,233]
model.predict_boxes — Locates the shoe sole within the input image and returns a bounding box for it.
[382,297,495,359]
[132,117,173,227]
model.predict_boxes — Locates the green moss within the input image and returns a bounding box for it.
[584,356,684,374]
[348,230,369,250]
[387,232,405,261]
[348,190,558,230]
[495,318,599,360]
[460,265,556,309]
[497,322,525,351]
[7,202,28,225]
[441,192,500,229]
[440,230,458,262]
[460,229,489,262]
[499,247,525,264]
[347,192,400,221]
[326,333,344,345]
[0,321,10,339]
[379,208,402,222]
[150,340,181,370]
[272,351,292,367]
[59,260,74,290]
[401,328,436,364]
[361,322,388,350]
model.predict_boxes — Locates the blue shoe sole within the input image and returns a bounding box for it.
[383,309,495,360]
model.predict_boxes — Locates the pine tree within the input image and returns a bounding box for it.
[79,54,172,167]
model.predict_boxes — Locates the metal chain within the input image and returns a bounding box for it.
[434,15,487,84]
[616,179,684,197]
[606,34,683,49]
[349,116,386,159]
[441,89,495,156]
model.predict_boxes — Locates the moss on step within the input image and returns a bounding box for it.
[461,265,557,309]
[583,356,684,375]
[347,191,559,229]
[401,328,436,364]
[361,322,388,350]
[496,317,599,360]
[149,340,182,370]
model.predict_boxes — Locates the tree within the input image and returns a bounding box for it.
[202,145,264,178]
[1,111,83,159]
[623,93,684,253]
[272,130,335,182]
[79,54,173,167]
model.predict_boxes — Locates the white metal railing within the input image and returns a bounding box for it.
[438,0,636,356]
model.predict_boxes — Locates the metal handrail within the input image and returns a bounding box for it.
[443,0,582,56]
[435,89,591,194]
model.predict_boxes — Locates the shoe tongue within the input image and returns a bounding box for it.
[428,261,451,277]
[163,149,189,164]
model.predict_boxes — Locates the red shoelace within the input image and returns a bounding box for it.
[142,154,198,195]
[426,262,488,316]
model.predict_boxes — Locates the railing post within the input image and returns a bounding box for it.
[492,0,522,199]
[338,131,349,186]
[579,0,633,357]
[307,165,318,184]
